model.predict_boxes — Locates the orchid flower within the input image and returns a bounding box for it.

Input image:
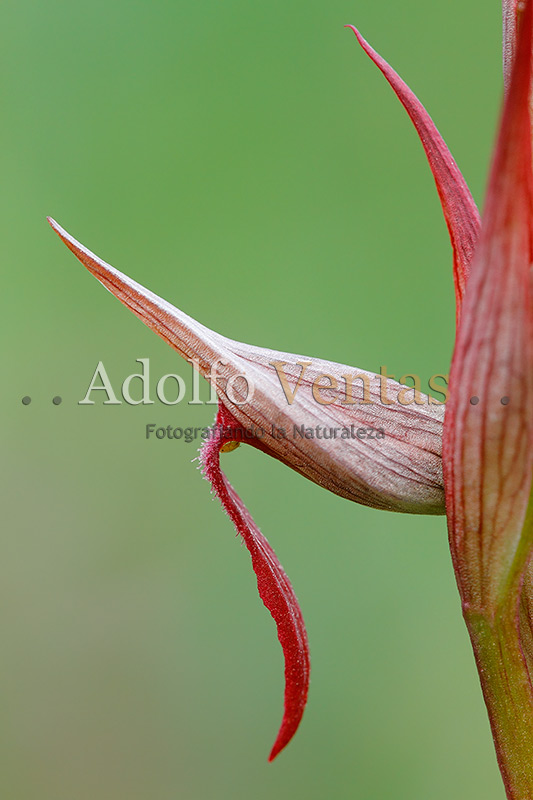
[47,215,445,760]
[48,1,533,795]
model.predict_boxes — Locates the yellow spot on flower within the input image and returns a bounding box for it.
[220,440,240,453]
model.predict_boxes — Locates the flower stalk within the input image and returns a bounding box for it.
[465,608,533,798]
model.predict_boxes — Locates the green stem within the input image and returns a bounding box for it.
[465,606,533,799]
[460,480,533,797]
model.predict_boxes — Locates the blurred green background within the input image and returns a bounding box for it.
[1,1,506,798]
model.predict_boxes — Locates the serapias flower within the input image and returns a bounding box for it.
[48,216,445,759]
[48,1,533,793]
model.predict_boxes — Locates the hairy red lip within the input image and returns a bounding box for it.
[201,404,310,761]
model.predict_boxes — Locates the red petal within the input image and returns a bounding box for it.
[201,404,310,761]
[346,25,480,316]
[443,0,533,611]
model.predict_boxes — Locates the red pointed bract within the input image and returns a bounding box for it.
[201,405,310,761]
[444,0,533,614]
[346,25,480,315]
